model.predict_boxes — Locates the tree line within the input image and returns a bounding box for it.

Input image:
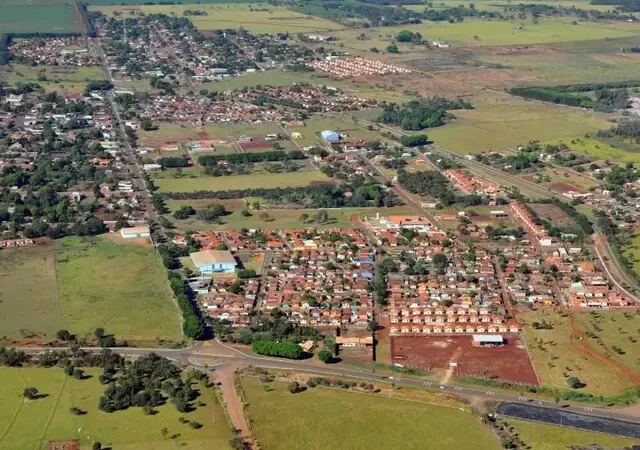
[198,150,305,167]
[397,169,488,207]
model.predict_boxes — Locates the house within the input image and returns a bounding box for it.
[190,250,237,275]
[120,226,151,239]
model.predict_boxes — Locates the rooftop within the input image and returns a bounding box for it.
[190,250,237,267]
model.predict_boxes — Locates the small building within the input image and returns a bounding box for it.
[320,130,341,143]
[490,210,508,218]
[143,163,162,171]
[190,250,237,275]
[472,334,504,347]
[120,226,151,239]
[335,336,374,347]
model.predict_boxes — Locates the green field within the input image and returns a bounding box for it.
[427,94,611,154]
[91,3,342,33]
[0,243,61,340]
[543,137,640,164]
[0,64,105,95]
[0,5,82,34]
[0,367,232,450]
[152,169,331,192]
[507,418,637,450]
[519,309,634,396]
[240,376,499,450]
[56,236,182,341]
[623,234,640,277]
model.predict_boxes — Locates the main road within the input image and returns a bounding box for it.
[19,341,640,426]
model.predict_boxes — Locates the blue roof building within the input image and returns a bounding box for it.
[320,130,340,143]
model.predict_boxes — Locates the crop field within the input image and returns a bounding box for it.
[0,5,82,34]
[543,137,640,164]
[0,367,232,450]
[390,335,539,385]
[0,242,61,341]
[507,418,638,450]
[518,309,634,396]
[427,94,610,154]
[240,376,499,450]
[91,3,342,34]
[0,64,105,96]
[55,236,182,342]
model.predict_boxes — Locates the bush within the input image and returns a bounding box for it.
[252,340,302,359]
[317,350,333,363]
[288,381,301,394]
[23,387,39,400]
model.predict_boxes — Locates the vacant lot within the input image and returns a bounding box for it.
[519,309,634,396]
[240,376,499,450]
[507,418,638,450]
[0,64,104,96]
[528,203,573,227]
[543,137,640,164]
[623,234,640,276]
[56,236,181,341]
[91,3,341,33]
[0,242,61,340]
[0,367,232,450]
[0,5,82,34]
[391,335,539,385]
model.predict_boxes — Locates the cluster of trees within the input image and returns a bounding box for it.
[397,169,487,207]
[167,272,206,340]
[198,150,305,167]
[400,134,429,147]
[251,339,303,359]
[293,1,423,27]
[396,30,424,44]
[597,121,640,144]
[378,97,472,131]
[157,156,190,168]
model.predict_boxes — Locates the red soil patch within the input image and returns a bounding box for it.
[528,203,573,226]
[48,441,80,450]
[391,335,539,385]
[550,182,583,193]
[239,139,270,150]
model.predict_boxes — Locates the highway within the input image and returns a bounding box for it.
[19,342,640,426]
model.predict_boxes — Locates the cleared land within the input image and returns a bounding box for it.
[0,64,105,96]
[519,309,634,396]
[55,236,182,341]
[0,5,82,34]
[543,137,640,164]
[0,242,61,340]
[91,3,342,34]
[623,234,640,276]
[507,418,638,450]
[0,367,232,450]
[240,376,499,450]
[390,335,539,385]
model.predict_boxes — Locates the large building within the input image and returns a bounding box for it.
[190,250,237,275]
[320,130,340,143]
[120,226,151,239]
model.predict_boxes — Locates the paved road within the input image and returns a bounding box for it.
[19,343,640,425]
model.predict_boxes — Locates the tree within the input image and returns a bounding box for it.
[288,381,301,393]
[317,350,333,363]
[94,328,105,340]
[92,443,102,450]
[299,213,309,223]
[567,377,584,389]
[140,118,154,131]
[23,387,39,400]
[56,329,72,341]
[386,43,399,53]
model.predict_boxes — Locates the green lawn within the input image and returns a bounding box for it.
[0,64,104,95]
[0,5,81,34]
[152,170,331,192]
[240,376,499,450]
[518,309,633,396]
[0,367,232,450]
[0,243,61,340]
[507,418,637,450]
[55,236,182,341]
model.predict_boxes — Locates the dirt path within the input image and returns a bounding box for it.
[568,312,640,384]
[440,347,463,385]
[214,366,254,447]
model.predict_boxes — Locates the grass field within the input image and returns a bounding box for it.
[427,94,610,154]
[0,5,82,34]
[91,3,342,33]
[543,137,640,164]
[240,376,499,450]
[0,367,232,450]
[140,122,286,147]
[507,418,638,450]
[55,236,182,341]
[574,310,640,373]
[623,234,640,277]
[0,243,61,340]
[0,64,104,96]
[519,309,634,396]
[152,169,331,192]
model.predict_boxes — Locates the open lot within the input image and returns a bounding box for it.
[542,137,640,165]
[528,203,573,227]
[55,236,182,342]
[0,64,105,96]
[91,3,342,34]
[519,309,634,396]
[0,367,232,450]
[0,242,61,341]
[390,335,540,385]
[623,234,640,277]
[0,5,82,34]
[240,376,499,450]
[507,418,638,450]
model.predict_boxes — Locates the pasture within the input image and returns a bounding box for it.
[543,137,640,164]
[507,418,637,450]
[151,169,331,192]
[0,242,61,341]
[0,367,232,450]
[240,376,499,450]
[0,64,105,96]
[623,234,640,276]
[518,309,634,396]
[55,236,182,342]
[0,5,82,34]
[90,3,342,34]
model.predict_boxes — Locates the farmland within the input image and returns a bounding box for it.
[0,242,61,340]
[0,367,232,450]
[240,376,499,450]
[0,5,82,34]
[90,3,342,34]
[518,309,634,396]
[55,236,182,342]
